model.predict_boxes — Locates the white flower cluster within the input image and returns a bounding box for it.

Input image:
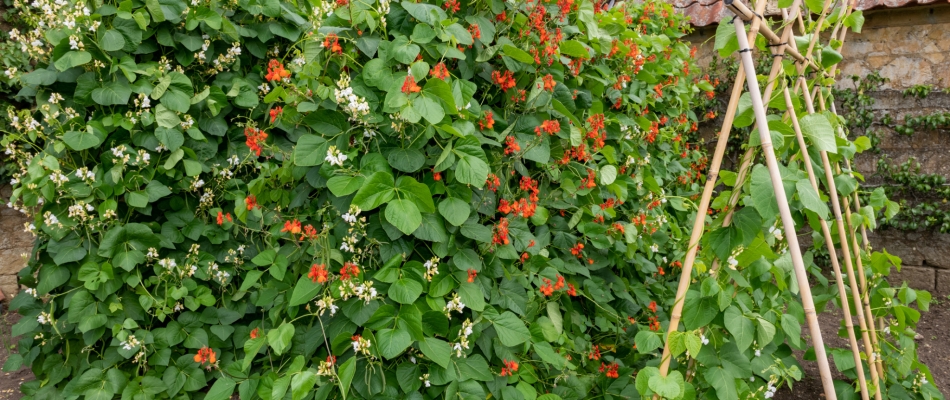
[316,296,339,316]
[325,145,348,167]
[147,247,159,259]
[310,0,336,30]
[111,145,131,165]
[317,357,335,377]
[210,262,229,284]
[49,171,69,186]
[120,335,141,351]
[423,257,440,281]
[342,205,361,224]
[158,258,178,270]
[763,383,777,398]
[620,124,640,140]
[43,211,60,228]
[23,222,36,235]
[420,373,431,387]
[726,245,745,270]
[351,335,372,356]
[75,167,95,182]
[25,288,38,298]
[768,225,783,241]
[37,311,52,325]
[451,319,474,358]
[67,201,94,221]
[443,292,466,317]
[701,334,709,345]
[334,74,370,120]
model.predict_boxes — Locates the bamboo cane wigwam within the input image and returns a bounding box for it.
[652,0,879,397]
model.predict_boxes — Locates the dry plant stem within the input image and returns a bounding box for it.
[786,86,876,400]
[734,17,838,400]
[654,0,774,383]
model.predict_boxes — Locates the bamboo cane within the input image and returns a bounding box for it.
[654,0,776,382]
[733,16,838,399]
[783,86,876,400]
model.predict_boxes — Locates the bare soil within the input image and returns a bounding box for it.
[776,299,950,399]
[0,310,30,400]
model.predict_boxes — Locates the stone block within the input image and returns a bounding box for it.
[937,270,950,297]
[887,264,935,291]
[0,274,18,298]
[880,56,934,90]
[0,249,27,276]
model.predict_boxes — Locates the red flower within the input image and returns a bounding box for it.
[604,362,619,378]
[468,23,481,40]
[309,264,328,283]
[588,345,601,360]
[216,211,224,225]
[194,347,216,365]
[495,10,507,22]
[467,269,477,283]
[265,59,290,82]
[323,33,343,55]
[534,119,560,136]
[269,106,283,123]
[340,262,360,281]
[491,70,516,91]
[433,168,442,181]
[250,328,260,339]
[500,359,519,376]
[443,0,460,13]
[567,283,577,296]
[486,173,501,192]
[300,224,318,240]
[479,111,495,130]
[244,127,268,156]
[430,62,450,80]
[326,355,336,365]
[401,75,421,94]
[492,217,510,246]
[282,219,302,235]
[540,278,554,296]
[542,74,557,92]
[504,136,520,155]
[246,195,258,210]
[554,275,565,290]
[648,301,657,313]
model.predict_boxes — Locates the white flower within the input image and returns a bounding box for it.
[701,335,709,345]
[37,312,50,324]
[25,288,38,297]
[325,146,348,166]
[921,377,928,385]
[754,349,761,357]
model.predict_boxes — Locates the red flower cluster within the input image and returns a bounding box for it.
[479,110,495,130]
[340,262,360,281]
[430,62,449,80]
[570,243,584,258]
[216,211,232,225]
[567,283,577,296]
[401,75,421,94]
[599,362,619,378]
[542,74,556,91]
[269,106,282,123]
[649,316,661,331]
[559,143,590,164]
[309,264,328,283]
[500,359,519,376]
[504,136,520,155]
[492,70,516,91]
[535,119,560,136]
[265,59,290,82]
[443,0,459,13]
[194,347,216,365]
[586,114,606,149]
[244,127,267,156]
[323,33,342,55]
[282,219,302,235]
[250,328,260,339]
[467,269,477,283]
[300,224,318,240]
[245,195,258,210]
[580,168,597,189]
[539,275,566,297]
[588,344,601,360]
[468,23,481,40]
[486,173,501,192]
[492,217,510,246]
[648,300,657,313]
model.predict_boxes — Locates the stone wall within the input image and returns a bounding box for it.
[684,4,950,296]
[0,185,31,298]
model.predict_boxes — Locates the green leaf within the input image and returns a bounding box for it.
[292,135,329,166]
[63,128,105,151]
[377,328,412,359]
[100,30,127,52]
[750,164,779,219]
[267,322,295,355]
[845,10,865,33]
[715,21,739,58]
[438,198,471,226]
[395,176,435,212]
[54,51,92,71]
[648,371,684,399]
[704,367,738,400]
[796,179,830,220]
[599,165,617,185]
[327,176,365,196]
[412,95,445,124]
[352,171,396,210]
[155,127,184,152]
[290,371,316,400]
[724,306,754,352]
[781,313,802,347]
[385,199,422,235]
[242,337,266,371]
[389,278,423,304]
[635,331,662,354]
[92,80,132,105]
[419,336,452,368]
[400,1,447,25]
[491,311,530,347]
[388,148,426,173]
[204,377,236,400]
[684,332,703,357]
[799,113,838,153]
[289,276,323,307]
[559,40,589,58]
[502,45,535,64]
[458,282,484,312]
[338,356,356,399]
[805,0,825,14]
